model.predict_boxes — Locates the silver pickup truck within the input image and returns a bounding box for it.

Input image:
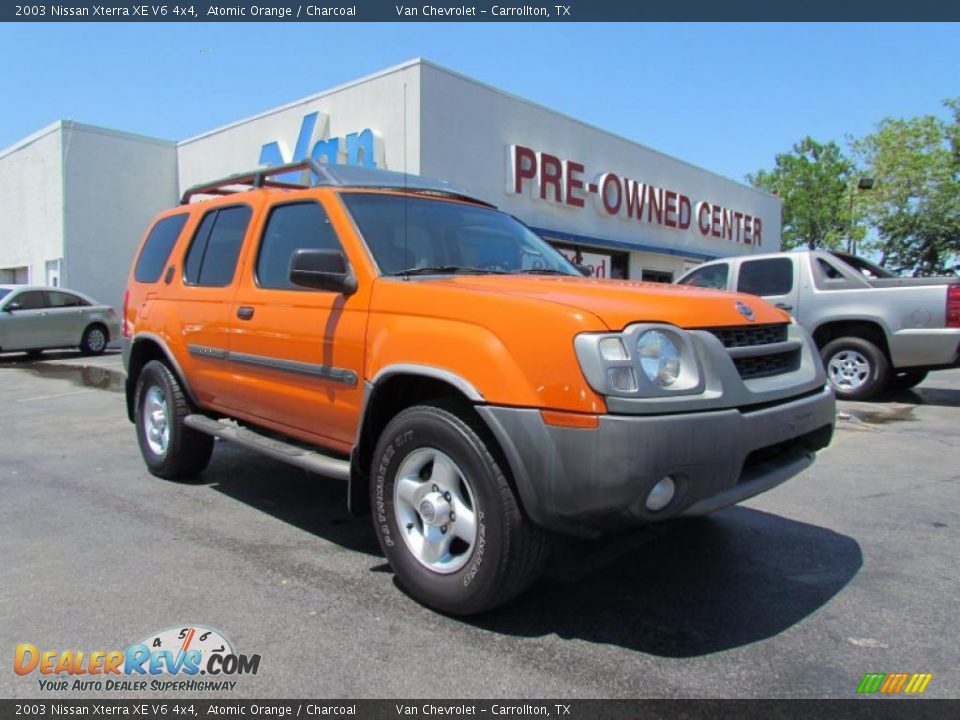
[677,250,960,400]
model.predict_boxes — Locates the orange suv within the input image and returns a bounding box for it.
[123,160,835,614]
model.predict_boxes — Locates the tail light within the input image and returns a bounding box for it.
[948,285,960,329]
[122,289,131,338]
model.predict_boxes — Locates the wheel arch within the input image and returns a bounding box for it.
[125,335,198,422]
[812,319,892,363]
[82,320,110,341]
[349,367,517,518]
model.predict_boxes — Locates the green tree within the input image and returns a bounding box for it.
[747,137,854,250]
[853,98,960,276]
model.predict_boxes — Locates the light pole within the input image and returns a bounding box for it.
[847,176,875,255]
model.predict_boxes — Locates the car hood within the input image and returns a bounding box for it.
[421,274,789,330]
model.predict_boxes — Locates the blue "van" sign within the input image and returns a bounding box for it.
[259,112,382,182]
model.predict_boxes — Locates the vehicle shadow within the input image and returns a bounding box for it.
[205,443,382,557]
[205,443,862,658]
[879,385,960,409]
[468,506,862,658]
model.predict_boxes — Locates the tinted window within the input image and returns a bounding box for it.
[678,263,729,290]
[184,212,216,284]
[737,258,794,296]
[47,291,89,307]
[134,214,188,283]
[13,291,46,310]
[184,206,252,287]
[257,202,341,289]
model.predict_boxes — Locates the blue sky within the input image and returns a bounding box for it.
[1,22,956,183]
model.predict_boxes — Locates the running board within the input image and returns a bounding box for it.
[184,415,350,481]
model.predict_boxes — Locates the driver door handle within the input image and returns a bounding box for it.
[775,303,793,311]
[237,306,255,321]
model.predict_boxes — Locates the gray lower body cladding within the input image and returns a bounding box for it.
[478,386,836,536]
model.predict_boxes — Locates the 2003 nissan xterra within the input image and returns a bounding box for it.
[123,160,835,614]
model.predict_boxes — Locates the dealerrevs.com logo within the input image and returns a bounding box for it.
[14,626,261,692]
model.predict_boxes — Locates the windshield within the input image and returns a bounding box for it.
[340,192,580,277]
[0,289,10,302]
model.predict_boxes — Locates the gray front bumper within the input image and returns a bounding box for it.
[478,386,835,536]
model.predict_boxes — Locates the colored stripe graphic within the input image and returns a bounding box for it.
[857,672,932,695]
[880,673,909,694]
[904,674,933,694]
[857,673,886,693]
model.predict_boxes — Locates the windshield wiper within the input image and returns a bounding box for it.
[510,268,576,276]
[391,265,507,276]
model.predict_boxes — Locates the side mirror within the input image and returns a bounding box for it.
[4,301,21,312]
[575,264,593,277]
[289,249,357,295]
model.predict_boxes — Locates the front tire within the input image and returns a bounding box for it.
[821,336,890,401]
[135,360,213,479]
[370,402,549,615]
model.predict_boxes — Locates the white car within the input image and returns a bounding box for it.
[0,285,120,356]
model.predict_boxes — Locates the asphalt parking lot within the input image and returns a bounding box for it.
[1,351,957,699]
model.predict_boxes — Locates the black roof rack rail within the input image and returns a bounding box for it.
[179,159,494,208]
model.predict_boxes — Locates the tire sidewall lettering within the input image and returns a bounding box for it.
[463,510,486,587]
[374,442,397,547]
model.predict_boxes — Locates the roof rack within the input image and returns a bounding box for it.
[179,159,494,207]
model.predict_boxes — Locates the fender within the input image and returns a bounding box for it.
[124,333,200,422]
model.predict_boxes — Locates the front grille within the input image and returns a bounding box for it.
[701,323,788,348]
[734,350,800,379]
[697,323,797,380]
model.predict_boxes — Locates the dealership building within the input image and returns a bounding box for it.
[0,59,781,314]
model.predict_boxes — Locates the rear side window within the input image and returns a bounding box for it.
[256,202,342,289]
[183,205,252,287]
[678,263,729,290]
[47,291,89,307]
[737,258,793,296]
[134,214,189,283]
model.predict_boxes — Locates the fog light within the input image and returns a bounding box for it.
[645,476,675,512]
[606,366,638,393]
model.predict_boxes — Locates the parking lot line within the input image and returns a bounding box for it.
[15,388,95,403]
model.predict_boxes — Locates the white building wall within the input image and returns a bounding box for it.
[177,62,423,190]
[0,123,65,285]
[418,61,781,276]
[62,122,178,314]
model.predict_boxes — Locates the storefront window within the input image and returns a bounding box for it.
[641,269,674,284]
[550,242,628,279]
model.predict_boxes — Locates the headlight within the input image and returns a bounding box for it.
[574,324,703,397]
[636,330,681,387]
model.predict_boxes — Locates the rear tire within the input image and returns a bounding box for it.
[370,402,550,615]
[889,370,928,391]
[135,360,213,479]
[821,336,890,401]
[80,324,108,355]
